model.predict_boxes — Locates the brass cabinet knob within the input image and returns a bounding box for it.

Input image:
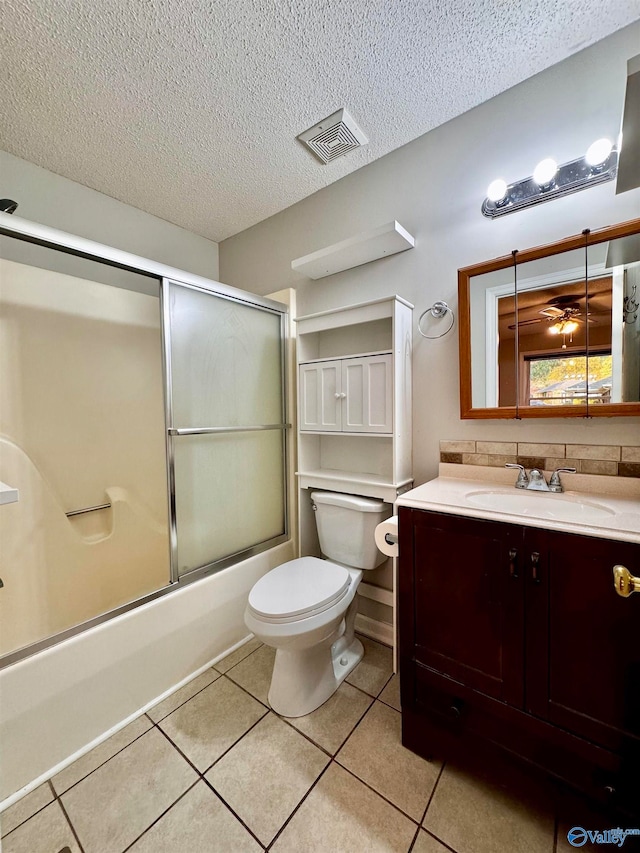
[613,565,640,598]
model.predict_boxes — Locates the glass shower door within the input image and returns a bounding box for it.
[164,280,288,578]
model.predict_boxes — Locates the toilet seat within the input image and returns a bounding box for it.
[248,557,351,623]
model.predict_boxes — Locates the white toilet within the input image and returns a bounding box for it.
[245,490,391,717]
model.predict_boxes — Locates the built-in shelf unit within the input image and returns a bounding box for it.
[295,295,413,655]
[296,294,413,503]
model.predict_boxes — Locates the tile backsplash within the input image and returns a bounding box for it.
[440,441,640,478]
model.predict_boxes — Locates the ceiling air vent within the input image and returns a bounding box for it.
[298,108,368,164]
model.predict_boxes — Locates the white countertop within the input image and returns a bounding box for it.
[396,465,640,544]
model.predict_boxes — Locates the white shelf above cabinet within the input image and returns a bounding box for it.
[291,221,415,280]
[296,468,412,503]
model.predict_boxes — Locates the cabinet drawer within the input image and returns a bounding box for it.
[407,662,637,814]
[414,670,468,730]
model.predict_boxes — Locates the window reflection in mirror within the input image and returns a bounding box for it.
[496,247,606,409]
[460,217,640,418]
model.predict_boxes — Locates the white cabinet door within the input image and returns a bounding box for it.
[342,354,392,433]
[299,361,342,431]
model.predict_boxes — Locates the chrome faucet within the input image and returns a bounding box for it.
[548,467,577,493]
[527,469,550,491]
[505,464,576,493]
[505,463,528,489]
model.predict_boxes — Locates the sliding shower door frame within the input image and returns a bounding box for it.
[0,214,290,670]
[161,277,290,584]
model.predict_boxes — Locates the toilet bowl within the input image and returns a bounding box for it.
[245,491,391,717]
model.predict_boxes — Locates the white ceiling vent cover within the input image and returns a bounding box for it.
[298,108,368,164]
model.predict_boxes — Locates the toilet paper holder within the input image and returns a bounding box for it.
[385,532,398,546]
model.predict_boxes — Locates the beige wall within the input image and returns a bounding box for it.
[0,258,169,654]
[1,150,219,280]
[219,23,640,490]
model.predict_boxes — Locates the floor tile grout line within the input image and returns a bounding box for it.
[264,760,334,851]
[49,721,154,799]
[214,641,264,676]
[421,828,459,853]
[146,718,270,850]
[222,670,273,711]
[275,691,374,759]
[336,760,421,827]
[153,719,217,778]
[407,824,422,853]
[146,667,221,724]
[56,791,87,853]
[331,695,388,764]
[327,693,376,759]
[276,713,335,759]
[421,760,446,826]
[201,776,267,850]
[0,785,57,841]
[197,707,271,776]
[410,760,449,852]
[11,664,244,817]
[152,694,271,780]
[119,779,201,853]
[6,638,393,848]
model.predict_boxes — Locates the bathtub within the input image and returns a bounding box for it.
[0,538,294,806]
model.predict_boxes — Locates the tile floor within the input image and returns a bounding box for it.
[1,635,636,853]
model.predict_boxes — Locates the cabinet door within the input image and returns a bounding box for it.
[407,510,524,705]
[299,361,342,431]
[342,354,392,433]
[526,529,640,751]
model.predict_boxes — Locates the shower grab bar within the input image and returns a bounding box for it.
[169,424,291,436]
[66,502,111,518]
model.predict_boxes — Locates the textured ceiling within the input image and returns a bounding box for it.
[1,1,638,242]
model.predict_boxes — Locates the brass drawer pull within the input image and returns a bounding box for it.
[613,565,640,598]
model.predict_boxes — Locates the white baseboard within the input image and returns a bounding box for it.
[355,613,394,647]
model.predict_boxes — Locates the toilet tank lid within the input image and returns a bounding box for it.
[310,491,387,512]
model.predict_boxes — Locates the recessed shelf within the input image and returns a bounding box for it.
[291,221,415,280]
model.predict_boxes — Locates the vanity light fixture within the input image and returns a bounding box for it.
[482,138,618,218]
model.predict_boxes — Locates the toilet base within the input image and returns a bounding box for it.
[268,633,364,718]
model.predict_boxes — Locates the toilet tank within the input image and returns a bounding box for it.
[310,491,392,570]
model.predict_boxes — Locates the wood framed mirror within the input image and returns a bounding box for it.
[458,217,640,419]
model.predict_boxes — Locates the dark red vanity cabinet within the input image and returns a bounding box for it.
[398,506,640,813]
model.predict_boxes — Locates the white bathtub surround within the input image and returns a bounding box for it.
[0,540,294,805]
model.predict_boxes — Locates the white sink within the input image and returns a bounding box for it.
[465,490,616,522]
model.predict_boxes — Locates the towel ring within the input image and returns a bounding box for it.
[418,301,455,339]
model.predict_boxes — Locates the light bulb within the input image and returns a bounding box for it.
[487,179,508,202]
[563,320,579,335]
[548,324,561,335]
[533,158,558,186]
[585,138,613,167]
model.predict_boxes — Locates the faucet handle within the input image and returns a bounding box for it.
[549,467,577,493]
[505,463,529,489]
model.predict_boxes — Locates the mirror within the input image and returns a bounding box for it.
[459,218,640,418]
